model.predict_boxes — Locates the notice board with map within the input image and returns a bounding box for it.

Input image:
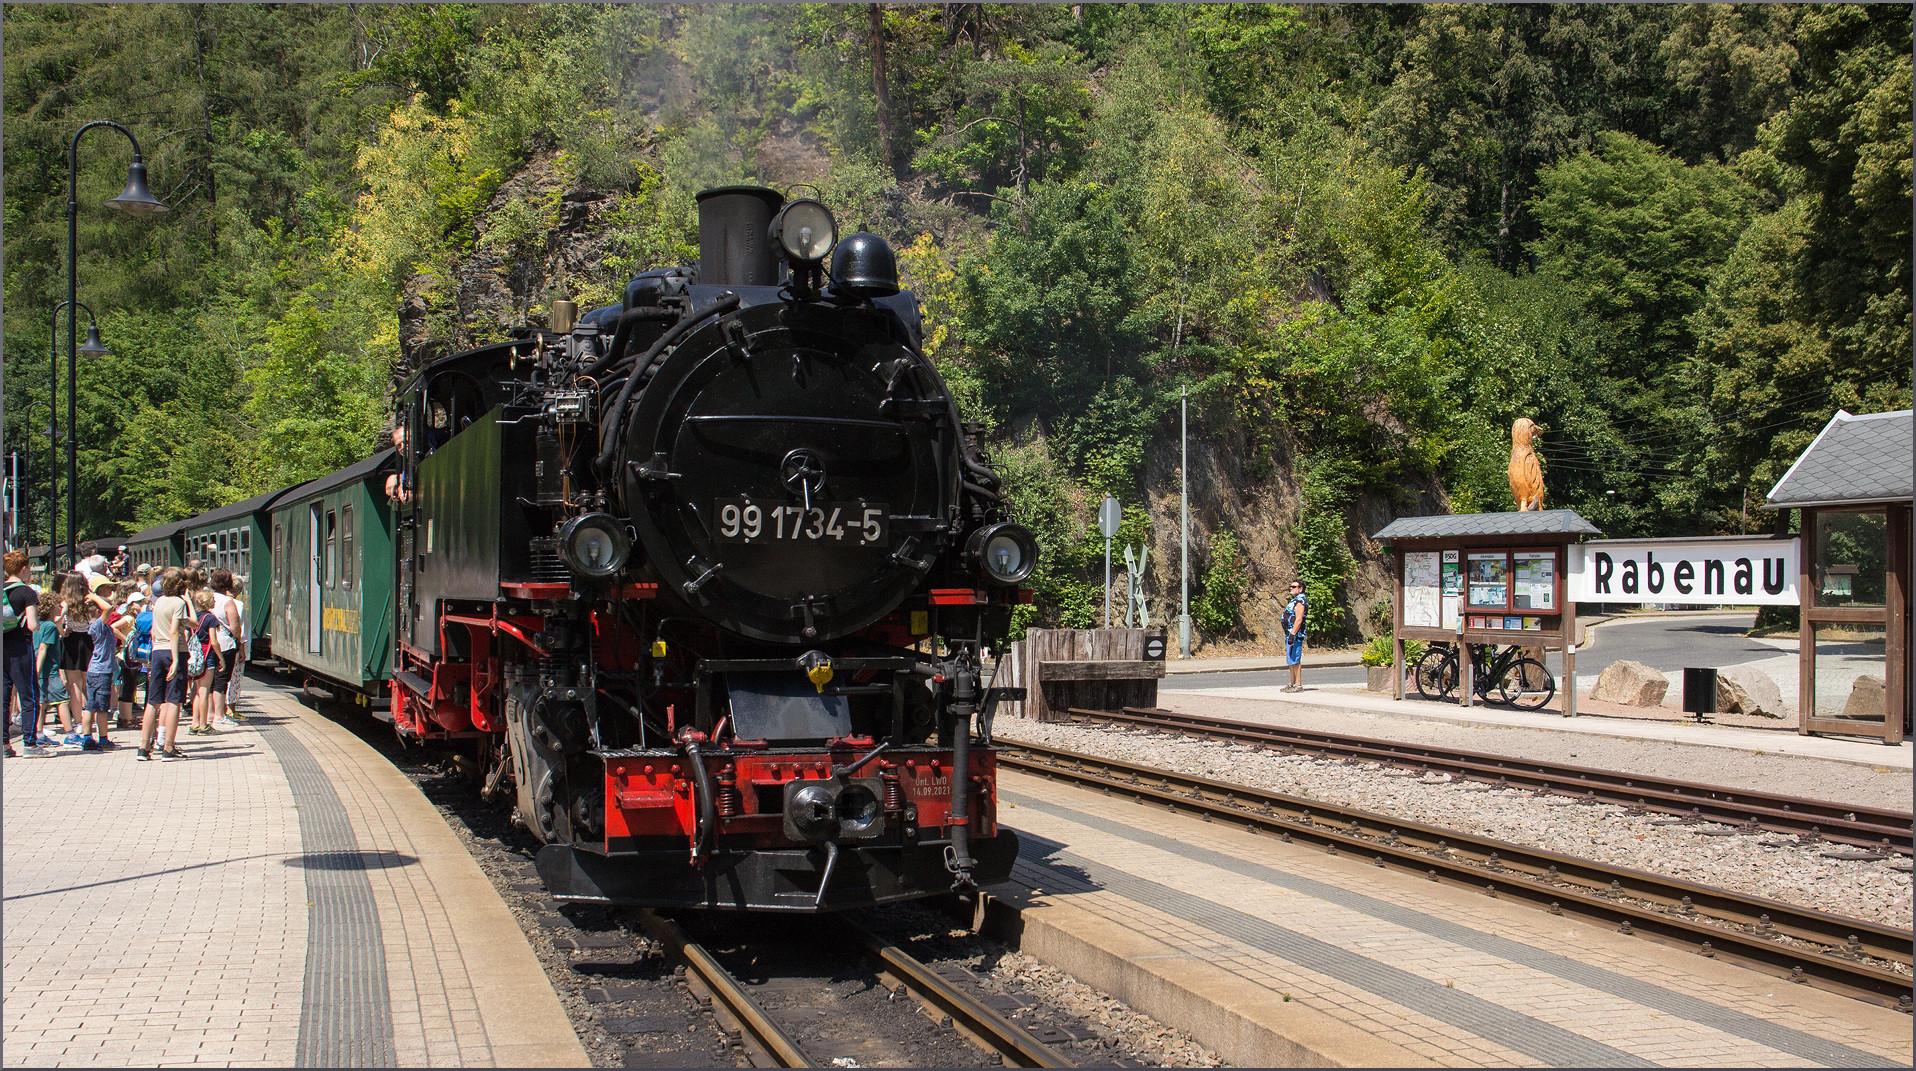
[1403,551,1440,628]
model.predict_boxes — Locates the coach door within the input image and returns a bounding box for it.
[308,505,323,653]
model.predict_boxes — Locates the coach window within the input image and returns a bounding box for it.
[341,506,355,589]
[326,510,337,588]
[273,524,282,587]
[241,529,251,576]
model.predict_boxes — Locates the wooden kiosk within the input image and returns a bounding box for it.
[1373,510,1602,714]
[1765,409,1911,745]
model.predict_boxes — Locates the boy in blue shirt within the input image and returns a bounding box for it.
[82,603,118,750]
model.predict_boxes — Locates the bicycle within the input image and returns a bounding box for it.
[1413,641,1556,710]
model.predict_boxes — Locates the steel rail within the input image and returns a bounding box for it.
[1001,740,1914,1010]
[841,918,1074,1068]
[635,910,815,1067]
[1067,707,1913,854]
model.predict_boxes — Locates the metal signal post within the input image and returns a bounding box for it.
[1098,495,1121,627]
[1179,386,1191,658]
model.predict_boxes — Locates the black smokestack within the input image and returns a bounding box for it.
[695,185,785,287]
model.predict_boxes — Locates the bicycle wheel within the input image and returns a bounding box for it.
[1497,658,1556,711]
[1414,648,1456,702]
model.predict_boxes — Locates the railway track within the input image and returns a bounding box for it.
[999,739,1915,1011]
[1066,706,1914,855]
[634,909,1073,1067]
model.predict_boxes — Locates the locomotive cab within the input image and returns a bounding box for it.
[387,186,1033,911]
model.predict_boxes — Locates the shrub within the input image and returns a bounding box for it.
[1360,635,1425,667]
[1193,528,1246,636]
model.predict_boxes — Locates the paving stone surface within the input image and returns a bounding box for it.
[4,715,304,1067]
[3,680,588,1068]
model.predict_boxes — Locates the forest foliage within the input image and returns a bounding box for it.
[4,4,1909,641]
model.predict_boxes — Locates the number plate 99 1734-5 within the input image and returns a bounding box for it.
[713,498,888,546]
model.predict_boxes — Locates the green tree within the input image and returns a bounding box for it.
[1760,4,1912,407]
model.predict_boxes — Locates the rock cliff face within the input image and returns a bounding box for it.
[1134,418,1446,647]
[396,152,625,391]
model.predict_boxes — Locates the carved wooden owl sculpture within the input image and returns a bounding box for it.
[1509,418,1544,511]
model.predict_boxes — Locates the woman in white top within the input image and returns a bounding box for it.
[139,568,191,761]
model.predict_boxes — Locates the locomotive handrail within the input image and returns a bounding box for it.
[596,292,741,474]
[441,610,546,656]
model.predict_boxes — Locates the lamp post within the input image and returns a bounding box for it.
[48,303,102,566]
[65,120,166,568]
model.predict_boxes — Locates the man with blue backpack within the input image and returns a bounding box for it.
[1282,579,1309,693]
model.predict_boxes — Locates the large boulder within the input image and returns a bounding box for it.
[1591,660,1669,707]
[1843,675,1887,719]
[1718,665,1784,718]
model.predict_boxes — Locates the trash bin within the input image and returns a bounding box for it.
[1682,668,1718,714]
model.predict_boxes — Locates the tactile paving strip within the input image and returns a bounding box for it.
[259,720,398,1067]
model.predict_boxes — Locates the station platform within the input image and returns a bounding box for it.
[1165,682,1914,771]
[991,767,1913,1068]
[2,676,589,1068]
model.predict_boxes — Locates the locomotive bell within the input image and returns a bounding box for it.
[830,232,900,297]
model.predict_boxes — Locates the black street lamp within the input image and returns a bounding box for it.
[65,120,165,568]
[47,302,100,567]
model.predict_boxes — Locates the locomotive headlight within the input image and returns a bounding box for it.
[770,199,837,263]
[966,522,1038,586]
[557,513,630,578]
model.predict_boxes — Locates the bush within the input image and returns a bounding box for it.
[1193,528,1246,636]
[1360,635,1425,667]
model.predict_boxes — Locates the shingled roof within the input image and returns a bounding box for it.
[1372,508,1601,542]
[1766,409,1911,509]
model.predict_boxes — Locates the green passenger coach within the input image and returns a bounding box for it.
[178,490,280,656]
[123,520,188,570]
[268,450,397,700]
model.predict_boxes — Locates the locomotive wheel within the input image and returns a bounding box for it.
[509,684,572,844]
[528,694,589,755]
[533,767,570,843]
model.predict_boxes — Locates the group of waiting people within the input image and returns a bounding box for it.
[2,542,248,761]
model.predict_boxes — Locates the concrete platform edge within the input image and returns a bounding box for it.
[287,704,592,1067]
[978,889,1435,1068]
[1174,687,1913,771]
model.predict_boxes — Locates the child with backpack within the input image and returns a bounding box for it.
[114,587,149,729]
[187,589,230,736]
[34,590,71,744]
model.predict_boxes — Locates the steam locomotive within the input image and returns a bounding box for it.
[132,186,1035,912]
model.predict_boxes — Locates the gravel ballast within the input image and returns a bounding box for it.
[996,718,1913,931]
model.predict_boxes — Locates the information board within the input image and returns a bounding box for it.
[1513,551,1555,610]
[1403,551,1440,628]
